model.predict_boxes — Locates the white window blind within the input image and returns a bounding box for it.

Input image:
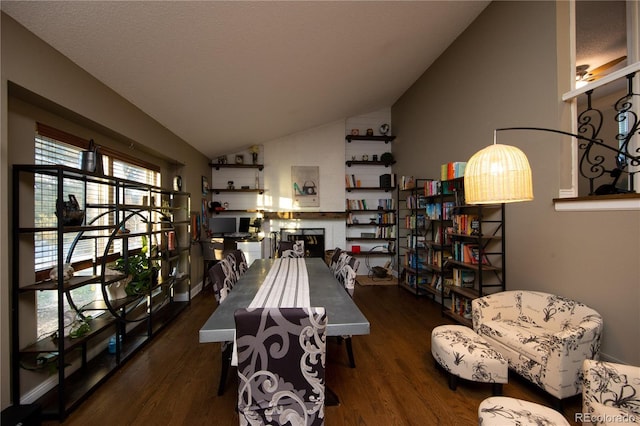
[34,125,160,337]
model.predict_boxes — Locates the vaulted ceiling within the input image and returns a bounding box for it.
[1,1,490,158]
[2,1,628,159]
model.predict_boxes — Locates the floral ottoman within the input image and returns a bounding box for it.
[431,325,508,394]
[479,396,570,425]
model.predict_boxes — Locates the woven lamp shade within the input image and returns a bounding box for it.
[464,144,533,204]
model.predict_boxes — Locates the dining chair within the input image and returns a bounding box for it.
[235,307,327,426]
[328,247,343,274]
[225,249,248,283]
[208,259,236,395]
[332,252,359,368]
[278,239,305,258]
[201,237,225,291]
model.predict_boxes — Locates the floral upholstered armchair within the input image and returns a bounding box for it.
[582,359,640,425]
[472,290,603,401]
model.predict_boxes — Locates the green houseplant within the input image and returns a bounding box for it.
[114,236,158,296]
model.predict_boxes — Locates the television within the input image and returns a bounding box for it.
[208,217,236,235]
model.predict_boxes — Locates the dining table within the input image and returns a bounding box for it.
[199,257,370,343]
[198,257,371,405]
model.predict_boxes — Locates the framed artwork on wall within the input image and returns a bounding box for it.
[292,166,320,207]
[201,176,209,195]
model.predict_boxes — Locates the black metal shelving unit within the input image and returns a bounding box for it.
[11,164,191,420]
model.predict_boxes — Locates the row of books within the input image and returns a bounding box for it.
[377,212,396,224]
[376,225,396,238]
[425,249,452,268]
[451,294,473,319]
[425,201,456,220]
[406,194,428,209]
[346,212,396,225]
[345,174,398,188]
[346,198,393,210]
[400,175,416,190]
[452,214,481,235]
[406,234,426,249]
[452,241,490,265]
[452,268,475,288]
[440,161,467,181]
[404,252,426,269]
[404,214,426,230]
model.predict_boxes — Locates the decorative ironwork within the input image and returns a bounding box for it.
[577,73,639,194]
[498,71,639,195]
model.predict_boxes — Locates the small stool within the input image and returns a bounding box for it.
[431,324,508,394]
[478,396,570,425]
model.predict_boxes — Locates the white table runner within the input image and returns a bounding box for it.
[232,258,311,365]
[248,258,310,308]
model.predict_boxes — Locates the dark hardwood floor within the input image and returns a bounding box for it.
[45,283,582,425]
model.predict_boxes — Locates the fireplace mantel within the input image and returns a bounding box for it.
[263,211,346,220]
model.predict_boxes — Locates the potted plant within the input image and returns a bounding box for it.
[249,145,260,165]
[113,236,158,296]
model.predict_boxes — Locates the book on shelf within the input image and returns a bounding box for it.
[404,214,425,230]
[440,162,467,180]
[401,176,415,190]
[453,214,481,235]
[406,234,426,249]
[451,295,473,319]
[375,225,396,238]
[345,174,362,188]
[424,180,440,196]
[379,173,396,188]
[453,268,475,287]
[469,245,490,265]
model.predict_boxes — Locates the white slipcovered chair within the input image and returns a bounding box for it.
[472,290,603,402]
[582,359,640,425]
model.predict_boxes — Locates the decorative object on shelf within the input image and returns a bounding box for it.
[379,123,390,135]
[105,268,129,300]
[366,128,374,136]
[173,175,182,192]
[241,185,250,189]
[351,155,356,161]
[56,194,84,226]
[372,154,378,162]
[255,171,260,189]
[202,176,210,195]
[380,152,394,166]
[79,139,103,175]
[227,180,235,190]
[351,128,359,136]
[235,154,244,164]
[362,154,369,161]
[249,145,260,165]
[217,155,227,164]
[49,263,74,282]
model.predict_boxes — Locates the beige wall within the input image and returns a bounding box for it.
[1,12,211,408]
[392,1,639,364]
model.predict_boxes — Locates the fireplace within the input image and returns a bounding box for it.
[280,228,325,258]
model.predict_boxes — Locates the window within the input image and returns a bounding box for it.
[34,124,160,338]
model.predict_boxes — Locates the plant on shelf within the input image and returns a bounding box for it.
[114,236,158,296]
[249,145,260,164]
